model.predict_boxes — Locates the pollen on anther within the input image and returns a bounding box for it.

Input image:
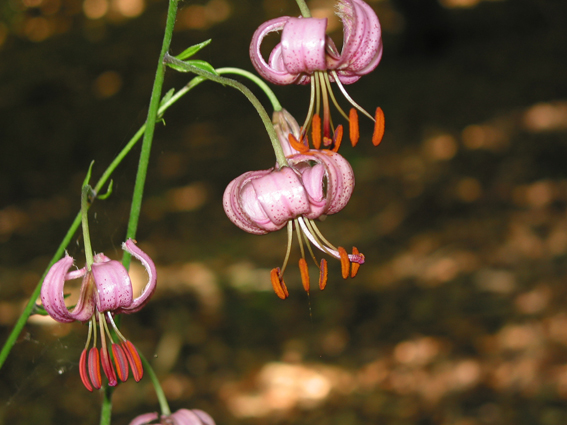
[332,125,343,152]
[88,347,102,390]
[299,258,310,293]
[349,108,359,147]
[122,340,143,382]
[101,347,118,387]
[112,343,129,382]
[338,247,350,279]
[270,268,289,299]
[79,349,93,392]
[351,247,361,278]
[312,114,322,149]
[372,107,385,146]
[319,258,328,290]
[289,134,309,153]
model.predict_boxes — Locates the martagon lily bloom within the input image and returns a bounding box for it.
[250,0,385,150]
[129,408,216,425]
[223,109,364,299]
[40,239,156,391]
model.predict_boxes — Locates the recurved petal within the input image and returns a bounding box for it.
[91,258,133,313]
[249,166,311,229]
[192,410,216,425]
[40,254,94,323]
[169,409,214,425]
[332,0,383,82]
[315,151,355,215]
[223,169,273,235]
[250,16,300,85]
[280,17,328,75]
[129,412,159,425]
[289,151,355,217]
[116,239,157,314]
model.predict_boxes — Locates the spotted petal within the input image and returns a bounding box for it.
[329,0,383,83]
[40,254,95,323]
[115,239,157,314]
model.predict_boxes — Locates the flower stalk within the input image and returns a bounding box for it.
[164,54,289,167]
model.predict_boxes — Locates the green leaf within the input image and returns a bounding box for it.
[187,60,218,75]
[175,39,212,60]
[82,161,94,188]
[159,88,175,109]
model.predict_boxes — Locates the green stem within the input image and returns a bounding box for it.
[294,0,311,17]
[164,55,288,167]
[99,386,114,425]
[140,353,171,415]
[122,0,179,270]
[81,186,95,270]
[217,67,282,112]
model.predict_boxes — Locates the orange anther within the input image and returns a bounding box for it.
[351,247,361,278]
[338,247,350,279]
[349,108,359,147]
[331,125,343,153]
[372,107,385,146]
[319,258,328,290]
[299,258,310,293]
[288,134,309,153]
[79,349,93,392]
[122,340,143,382]
[88,347,102,390]
[100,347,117,387]
[312,114,322,149]
[112,343,129,382]
[270,267,289,299]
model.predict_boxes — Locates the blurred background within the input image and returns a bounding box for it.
[2,0,567,423]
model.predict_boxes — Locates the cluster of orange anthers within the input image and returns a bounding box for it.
[270,246,364,300]
[288,107,384,155]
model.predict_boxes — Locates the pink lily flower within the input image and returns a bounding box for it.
[250,0,385,149]
[129,409,215,425]
[223,110,364,299]
[40,239,157,391]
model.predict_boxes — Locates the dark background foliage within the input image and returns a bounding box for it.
[1,0,567,424]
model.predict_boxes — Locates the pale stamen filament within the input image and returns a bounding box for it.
[317,72,334,137]
[302,78,318,134]
[98,312,108,352]
[91,315,98,348]
[323,73,349,121]
[107,312,128,343]
[298,217,336,258]
[280,221,294,275]
[303,230,320,267]
[331,70,375,121]
[84,317,94,350]
[295,218,307,260]
[314,71,322,117]
[306,218,339,252]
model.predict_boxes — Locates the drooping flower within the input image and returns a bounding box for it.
[40,239,156,391]
[250,0,385,149]
[129,408,216,425]
[223,110,364,299]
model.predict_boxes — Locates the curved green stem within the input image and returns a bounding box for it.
[294,0,311,17]
[164,54,288,167]
[217,67,282,112]
[140,353,171,416]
